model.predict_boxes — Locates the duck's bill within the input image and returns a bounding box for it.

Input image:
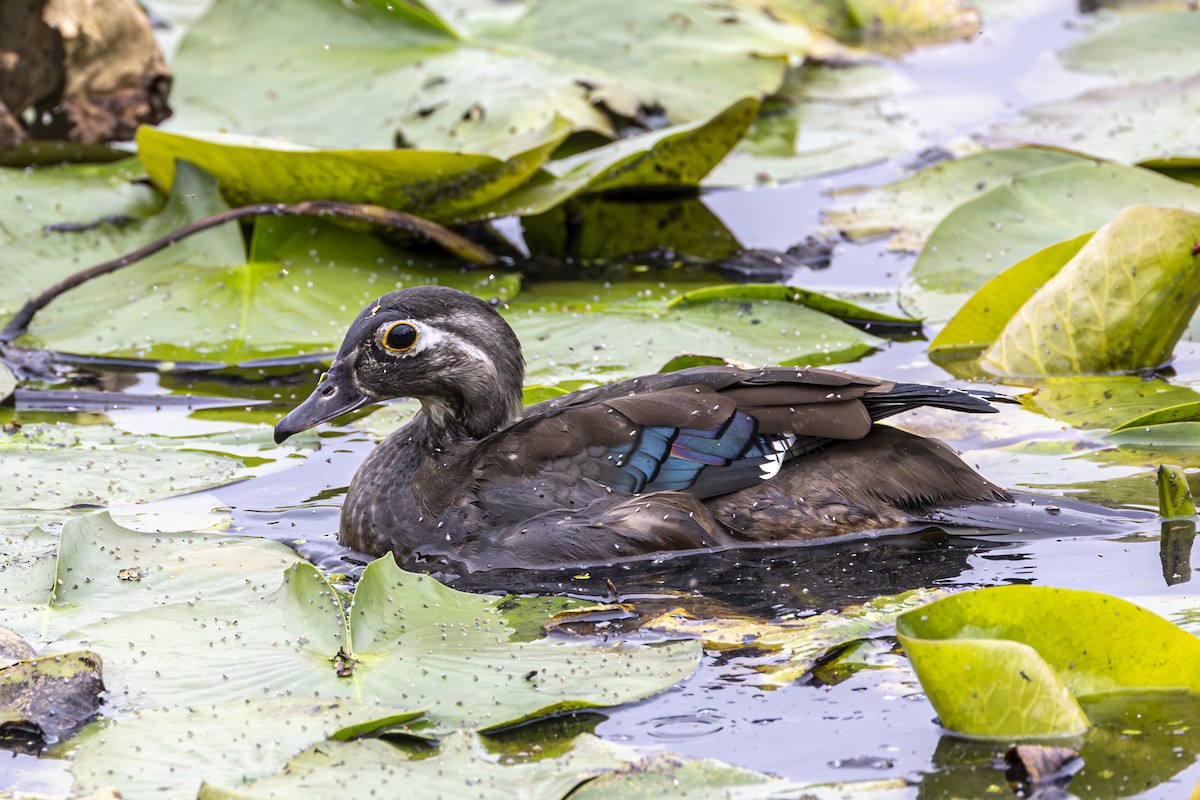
[274,371,371,443]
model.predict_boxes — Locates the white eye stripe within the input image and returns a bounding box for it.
[376,321,493,368]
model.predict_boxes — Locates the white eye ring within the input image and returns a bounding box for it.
[381,321,418,353]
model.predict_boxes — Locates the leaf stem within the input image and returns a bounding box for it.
[0,200,496,342]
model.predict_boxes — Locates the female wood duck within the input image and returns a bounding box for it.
[274,286,1013,571]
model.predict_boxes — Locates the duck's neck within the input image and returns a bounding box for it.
[418,373,523,443]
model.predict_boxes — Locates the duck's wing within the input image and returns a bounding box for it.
[415,366,1004,516]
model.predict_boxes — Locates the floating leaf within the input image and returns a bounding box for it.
[825,148,1086,252]
[898,586,1200,739]
[3,159,514,363]
[195,732,633,800]
[72,698,424,800]
[168,0,807,153]
[1112,402,1200,433]
[137,123,570,224]
[482,98,758,218]
[929,232,1093,371]
[1059,9,1200,83]
[903,162,1200,322]
[1016,376,1200,431]
[47,523,700,733]
[980,205,1200,376]
[990,75,1200,168]
[666,283,917,326]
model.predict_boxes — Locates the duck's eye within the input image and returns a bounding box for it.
[382,321,419,352]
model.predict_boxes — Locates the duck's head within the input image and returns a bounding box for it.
[274,286,524,444]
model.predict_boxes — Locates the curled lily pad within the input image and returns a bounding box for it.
[1111,402,1200,433]
[137,123,570,224]
[980,205,1200,376]
[898,586,1200,739]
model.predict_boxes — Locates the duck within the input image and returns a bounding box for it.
[273,285,1013,571]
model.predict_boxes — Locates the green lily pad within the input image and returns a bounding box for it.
[980,205,1200,376]
[1113,402,1200,433]
[0,512,302,647]
[168,0,808,153]
[0,421,256,512]
[49,533,700,732]
[1016,376,1200,431]
[508,288,884,384]
[824,148,1087,252]
[929,232,1093,371]
[71,698,424,800]
[521,195,740,264]
[137,123,570,224]
[481,98,757,218]
[897,586,1200,739]
[1157,464,1196,518]
[4,159,516,363]
[195,732,634,800]
[990,74,1200,168]
[1059,9,1200,84]
[666,283,917,326]
[902,161,1200,322]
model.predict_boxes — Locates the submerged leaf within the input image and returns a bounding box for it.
[898,586,1200,738]
[980,205,1200,376]
[643,588,944,687]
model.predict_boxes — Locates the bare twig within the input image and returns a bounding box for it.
[1,200,497,341]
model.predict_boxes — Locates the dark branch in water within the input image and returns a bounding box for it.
[0,200,497,342]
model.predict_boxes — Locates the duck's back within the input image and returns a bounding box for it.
[341,365,1010,569]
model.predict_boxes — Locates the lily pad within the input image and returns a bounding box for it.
[1016,376,1200,431]
[666,283,917,326]
[902,161,1200,322]
[980,205,1200,376]
[195,732,634,800]
[1112,402,1200,433]
[4,159,515,363]
[929,232,1093,371]
[481,98,758,218]
[168,0,808,153]
[71,697,424,800]
[990,74,1200,168]
[824,148,1087,252]
[0,512,302,647]
[1059,9,1200,84]
[897,586,1200,738]
[508,287,884,384]
[137,123,571,223]
[49,541,700,732]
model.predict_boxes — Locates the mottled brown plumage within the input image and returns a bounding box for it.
[275,286,1012,571]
